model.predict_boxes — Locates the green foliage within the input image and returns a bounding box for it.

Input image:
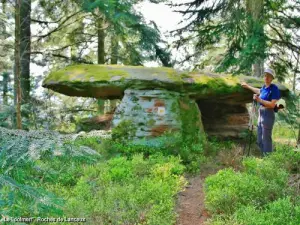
[204,137,242,159]
[242,157,289,199]
[268,144,300,173]
[0,175,65,218]
[78,0,173,66]
[0,105,14,128]
[232,197,300,225]
[205,168,273,214]
[172,0,300,78]
[273,122,296,140]
[209,197,300,225]
[30,0,172,68]
[73,136,103,153]
[0,127,190,224]
[205,144,299,224]
[180,96,205,142]
[107,131,206,174]
[65,153,186,225]
[277,92,300,142]
[111,119,137,142]
[0,127,100,219]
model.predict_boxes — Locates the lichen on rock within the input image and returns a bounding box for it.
[43,64,289,101]
[111,89,206,145]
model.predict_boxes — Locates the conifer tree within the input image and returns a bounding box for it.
[171,0,300,78]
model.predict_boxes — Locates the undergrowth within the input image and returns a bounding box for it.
[0,128,191,225]
[204,144,300,225]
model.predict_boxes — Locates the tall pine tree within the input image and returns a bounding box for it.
[171,0,300,78]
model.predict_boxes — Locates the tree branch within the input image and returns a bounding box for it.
[29,51,93,64]
[32,11,83,41]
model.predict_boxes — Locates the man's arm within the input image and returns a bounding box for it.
[257,98,277,108]
[254,86,280,108]
[241,82,260,94]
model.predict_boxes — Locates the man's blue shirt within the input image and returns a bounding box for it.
[259,84,280,105]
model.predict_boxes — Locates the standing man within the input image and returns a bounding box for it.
[241,68,280,155]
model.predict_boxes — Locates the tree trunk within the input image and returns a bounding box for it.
[246,0,263,20]
[252,62,264,77]
[15,0,22,129]
[246,0,264,77]
[295,92,300,147]
[97,17,105,64]
[96,17,105,110]
[71,45,76,63]
[293,54,299,93]
[111,35,118,64]
[2,72,9,105]
[297,125,300,146]
[20,0,31,104]
[2,0,6,12]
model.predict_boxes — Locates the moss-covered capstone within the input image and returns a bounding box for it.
[42,64,289,100]
[42,64,290,140]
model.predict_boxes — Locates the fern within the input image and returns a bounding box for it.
[0,127,105,218]
[0,126,102,161]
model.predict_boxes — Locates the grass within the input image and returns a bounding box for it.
[273,121,297,144]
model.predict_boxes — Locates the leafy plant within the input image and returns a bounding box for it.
[205,144,299,224]
[111,119,137,142]
[205,168,270,214]
[107,131,206,173]
[0,127,100,219]
[233,197,300,225]
[65,153,187,225]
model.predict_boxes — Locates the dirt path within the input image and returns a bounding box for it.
[176,165,223,225]
[176,175,207,225]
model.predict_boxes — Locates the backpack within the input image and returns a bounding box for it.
[274,98,286,113]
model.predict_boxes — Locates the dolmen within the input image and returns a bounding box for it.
[42,64,289,143]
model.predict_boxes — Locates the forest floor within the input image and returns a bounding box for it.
[175,163,225,225]
[175,137,298,225]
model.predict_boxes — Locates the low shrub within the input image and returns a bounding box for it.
[204,168,270,214]
[204,145,299,224]
[233,197,300,225]
[208,197,300,225]
[104,132,206,174]
[65,153,187,225]
[268,144,300,173]
[242,157,289,200]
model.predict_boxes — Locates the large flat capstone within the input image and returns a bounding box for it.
[42,64,289,101]
[42,64,290,140]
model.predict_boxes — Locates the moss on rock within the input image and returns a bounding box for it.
[43,64,289,100]
[179,96,206,144]
[43,64,130,84]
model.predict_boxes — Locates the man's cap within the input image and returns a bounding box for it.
[264,68,275,79]
[276,98,286,108]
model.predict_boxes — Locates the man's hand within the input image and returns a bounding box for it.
[241,82,260,94]
[253,94,261,102]
[241,82,249,89]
